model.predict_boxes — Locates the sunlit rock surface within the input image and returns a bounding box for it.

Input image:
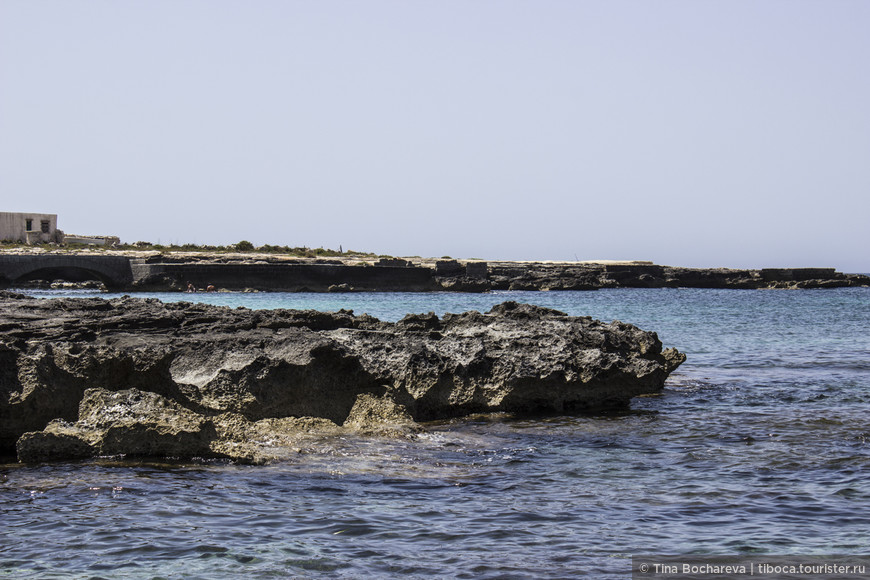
[1,292,684,463]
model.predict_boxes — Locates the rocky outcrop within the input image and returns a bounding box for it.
[485,263,870,291]
[2,252,866,291]
[16,388,217,462]
[125,259,870,292]
[0,292,684,463]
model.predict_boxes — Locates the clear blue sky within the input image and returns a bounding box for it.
[1,1,868,271]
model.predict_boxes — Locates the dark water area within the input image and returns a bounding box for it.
[3,288,870,578]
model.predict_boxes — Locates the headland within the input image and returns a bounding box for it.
[0,247,867,292]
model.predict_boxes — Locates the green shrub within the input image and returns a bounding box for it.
[235,240,255,251]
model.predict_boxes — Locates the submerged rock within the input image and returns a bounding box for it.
[0,294,685,463]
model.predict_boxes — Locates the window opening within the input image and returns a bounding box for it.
[25,219,33,231]
[41,220,50,233]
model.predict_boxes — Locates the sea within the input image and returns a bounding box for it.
[2,287,869,579]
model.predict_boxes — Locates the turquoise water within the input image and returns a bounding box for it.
[2,288,870,578]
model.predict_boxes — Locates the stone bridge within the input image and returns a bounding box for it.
[0,255,134,290]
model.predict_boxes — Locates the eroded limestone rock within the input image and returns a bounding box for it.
[1,293,685,462]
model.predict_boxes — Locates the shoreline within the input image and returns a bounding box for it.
[1,248,868,292]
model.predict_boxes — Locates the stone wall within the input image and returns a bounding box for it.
[135,263,439,292]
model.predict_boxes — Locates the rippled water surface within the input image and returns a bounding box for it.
[3,288,870,578]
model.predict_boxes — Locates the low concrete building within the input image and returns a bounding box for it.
[0,212,63,244]
[63,235,121,247]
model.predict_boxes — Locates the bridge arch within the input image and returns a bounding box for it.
[0,255,133,290]
[14,266,117,288]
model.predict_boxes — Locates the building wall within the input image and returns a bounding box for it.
[0,212,60,244]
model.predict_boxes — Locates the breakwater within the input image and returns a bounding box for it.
[0,252,867,291]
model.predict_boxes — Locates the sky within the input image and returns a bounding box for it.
[1,1,868,271]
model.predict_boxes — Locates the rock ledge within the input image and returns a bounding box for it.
[0,293,684,463]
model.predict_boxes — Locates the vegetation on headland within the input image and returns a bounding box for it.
[0,239,386,259]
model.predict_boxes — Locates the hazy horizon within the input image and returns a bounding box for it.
[2,1,868,271]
